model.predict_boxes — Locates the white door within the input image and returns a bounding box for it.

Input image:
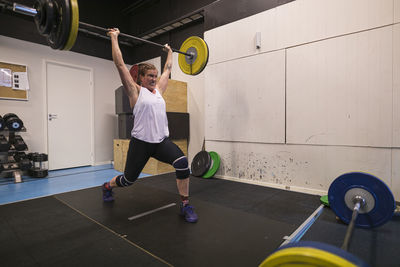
[46,61,93,170]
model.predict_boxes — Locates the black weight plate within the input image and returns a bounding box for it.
[19,159,32,171]
[0,116,4,131]
[34,0,55,35]
[3,113,23,131]
[191,151,211,177]
[47,0,71,50]
[32,153,48,162]
[29,168,48,178]
[13,152,27,162]
[6,118,23,131]
[0,136,10,152]
[2,113,17,122]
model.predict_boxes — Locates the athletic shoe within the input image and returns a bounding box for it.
[102,182,114,202]
[180,203,198,223]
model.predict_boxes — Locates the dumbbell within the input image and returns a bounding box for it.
[260,172,396,267]
[13,152,27,162]
[0,115,4,131]
[0,135,10,152]
[3,113,24,131]
[13,152,31,170]
[28,152,48,178]
[9,135,28,151]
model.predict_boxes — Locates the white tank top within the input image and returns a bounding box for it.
[131,87,169,143]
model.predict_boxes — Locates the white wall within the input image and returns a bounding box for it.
[204,0,400,200]
[0,35,121,165]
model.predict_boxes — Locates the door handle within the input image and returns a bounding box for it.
[48,114,58,121]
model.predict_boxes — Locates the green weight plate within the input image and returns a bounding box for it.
[320,195,329,206]
[202,151,220,179]
[178,36,209,75]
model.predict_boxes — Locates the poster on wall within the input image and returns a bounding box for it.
[0,62,29,100]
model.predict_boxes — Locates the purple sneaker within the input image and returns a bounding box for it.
[102,182,114,202]
[180,203,198,223]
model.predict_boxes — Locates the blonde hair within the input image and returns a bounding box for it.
[137,63,157,85]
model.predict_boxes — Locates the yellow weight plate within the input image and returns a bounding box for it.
[178,36,209,75]
[259,247,358,267]
[63,0,79,50]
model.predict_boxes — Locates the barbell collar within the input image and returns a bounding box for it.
[13,3,37,16]
[0,2,37,16]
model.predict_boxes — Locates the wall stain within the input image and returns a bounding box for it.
[217,150,315,188]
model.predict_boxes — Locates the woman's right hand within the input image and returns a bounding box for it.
[107,28,120,37]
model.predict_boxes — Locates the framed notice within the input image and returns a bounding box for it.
[0,62,29,101]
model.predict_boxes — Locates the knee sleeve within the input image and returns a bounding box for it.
[115,174,136,187]
[173,156,190,179]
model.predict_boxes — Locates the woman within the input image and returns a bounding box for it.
[102,28,198,223]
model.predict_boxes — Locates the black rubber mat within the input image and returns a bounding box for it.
[55,174,320,266]
[0,197,170,267]
[1,174,322,267]
[301,207,400,267]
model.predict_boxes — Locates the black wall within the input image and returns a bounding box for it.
[0,0,295,64]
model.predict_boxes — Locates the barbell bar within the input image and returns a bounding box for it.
[78,22,193,58]
[1,0,209,75]
[259,172,396,267]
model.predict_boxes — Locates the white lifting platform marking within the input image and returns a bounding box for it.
[128,203,177,221]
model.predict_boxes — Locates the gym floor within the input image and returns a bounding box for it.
[0,166,399,267]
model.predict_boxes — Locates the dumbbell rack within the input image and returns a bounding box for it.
[0,127,28,183]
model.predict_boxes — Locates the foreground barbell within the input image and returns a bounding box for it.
[1,0,209,75]
[259,172,396,267]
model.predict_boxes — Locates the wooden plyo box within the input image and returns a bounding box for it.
[113,139,188,175]
[164,79,187,113]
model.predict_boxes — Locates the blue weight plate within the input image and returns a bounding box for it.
[328,172,395,228]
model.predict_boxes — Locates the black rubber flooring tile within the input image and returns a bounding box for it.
[138,174,321,225]
[0,196,172,267]
[56,181,297,267]
[301,207,400,267]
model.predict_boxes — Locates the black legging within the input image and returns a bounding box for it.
[118,137,187,186]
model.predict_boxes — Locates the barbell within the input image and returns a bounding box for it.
[259,172,396,267]
[1,0,209,75]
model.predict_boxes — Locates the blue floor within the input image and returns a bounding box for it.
[0,164,150,205]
